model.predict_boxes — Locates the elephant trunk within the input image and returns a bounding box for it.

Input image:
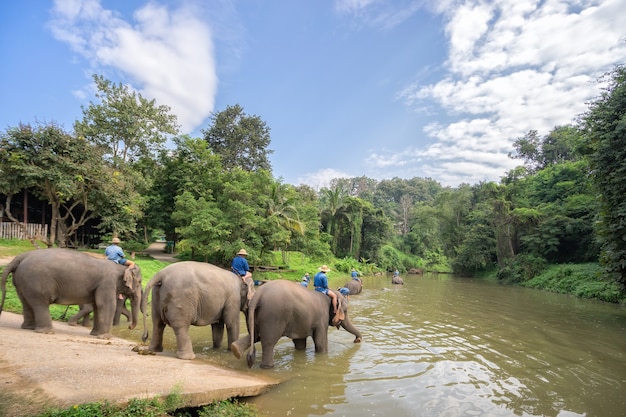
[340,316,362,343]
[129,291,141,330]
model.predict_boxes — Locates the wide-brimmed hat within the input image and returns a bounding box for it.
[111,237,121,244]
[237,248,248,256]
[318,265,331,272]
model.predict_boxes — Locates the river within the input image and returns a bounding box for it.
[134,273,626,417]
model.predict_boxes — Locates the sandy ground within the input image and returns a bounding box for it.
[0,243,278,417]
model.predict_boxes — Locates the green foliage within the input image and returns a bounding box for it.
[523,263,624,303]
[496,254,548,284]
[582,65,626,289]
[202,104,273,173]
[194,399,258,417]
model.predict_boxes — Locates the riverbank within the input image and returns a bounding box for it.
[0,311,278,417]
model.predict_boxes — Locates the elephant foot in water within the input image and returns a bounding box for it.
[230,336,251,359]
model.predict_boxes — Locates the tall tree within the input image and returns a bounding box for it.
[202,104,273,172]
[75,74,179,166]
[581,65,626,289]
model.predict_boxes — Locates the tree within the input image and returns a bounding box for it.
[202,104,273,172]
[0,123,111,246]
[581,65,626,289]
[75,74,179,166]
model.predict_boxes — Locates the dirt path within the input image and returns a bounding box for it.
[0,242,278,417]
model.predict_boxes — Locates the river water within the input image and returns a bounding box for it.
[126,273,626,417]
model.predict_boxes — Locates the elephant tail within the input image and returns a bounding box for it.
[246,296,259,368]
[0,254,26,316]
[140,275,162,343]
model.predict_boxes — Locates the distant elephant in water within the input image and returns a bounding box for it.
[391,275,404,285]
[0,249,143,339]
[141,261,255,360]
[230,280,362,369]
[68,295,131,327]
[343,279,363,295]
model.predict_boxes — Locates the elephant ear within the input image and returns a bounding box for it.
[244,277,255,301]
[123,268,134,290]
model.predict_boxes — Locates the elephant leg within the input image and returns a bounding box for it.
[81,312,91,327]
[260,339,277,369]
[312,327,329,353]
[211,322,225,349]
[32,304,54,334]
[113,297,126,326]
[293,338,307,350]
[68,304,93,327]
[231,335,251,359]
[19,299,36,330]
[173,326,196,360]
[148,315,166,353]
[89,306,112,339]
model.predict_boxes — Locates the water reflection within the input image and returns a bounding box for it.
[116,274,626,417]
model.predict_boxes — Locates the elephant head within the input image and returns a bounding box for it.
[119,266,143,330]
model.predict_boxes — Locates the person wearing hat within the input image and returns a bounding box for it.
[351,268,362,284]
[232,248,252,280]
[300,272,310,288]
[313,265,338,315]
[105,237,136,270]
[337,286,350,299]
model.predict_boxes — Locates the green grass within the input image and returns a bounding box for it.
[33,390,258,417]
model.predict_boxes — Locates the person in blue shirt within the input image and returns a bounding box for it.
[337,286,350,299]
[232,248,252,280]
[105,237,135,270]
[300,272,310,288]
[314,265,338,314]
[351,268,362,284]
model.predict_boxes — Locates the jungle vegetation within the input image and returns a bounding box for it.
[1,67,626,303]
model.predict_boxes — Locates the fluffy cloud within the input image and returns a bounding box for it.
[397,0,626,185]
[49,0,217,133]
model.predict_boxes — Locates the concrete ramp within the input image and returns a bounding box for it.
[0,311,277,416]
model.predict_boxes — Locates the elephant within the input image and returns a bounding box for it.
[0,248,144,339]
[230,280,362,369]
[343,279,363,295]
[68,295,131,327]
[140,261,255,360]
[391,275,404,285]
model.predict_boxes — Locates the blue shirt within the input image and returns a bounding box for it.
[351,271,359,280]
[232,255,250,276]
[314,271,329,292]
[105,244,126,264]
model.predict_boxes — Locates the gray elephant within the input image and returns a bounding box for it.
[344,279,363,295]
[391,275,404,285]
[141,261,255,360]
[68,295,131,327]
[230,280,362,369]
[0,249,143,339]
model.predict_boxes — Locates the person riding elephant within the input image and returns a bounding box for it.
[391,272,404,285]
[0,248,144,339]
[343,279,363,295]
[230,280,362,369]
[141,261,255,360]
[313,264,339,322]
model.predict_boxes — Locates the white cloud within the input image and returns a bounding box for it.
[396,0,626,186]
[49,0,217,133]
[296,168,353,190]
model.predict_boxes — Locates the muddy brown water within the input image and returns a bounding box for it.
[115,274,626,417]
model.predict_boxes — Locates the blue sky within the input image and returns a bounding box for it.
[1,1,625,188]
